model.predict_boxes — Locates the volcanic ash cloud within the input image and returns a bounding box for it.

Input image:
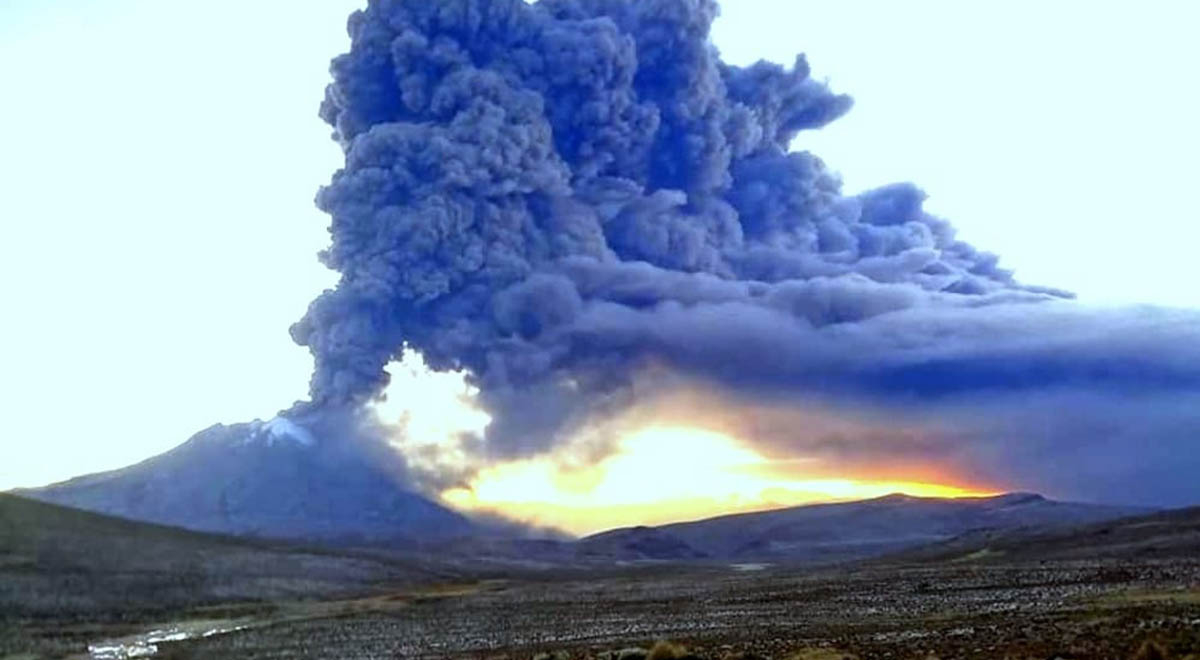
[287,0,1200,505]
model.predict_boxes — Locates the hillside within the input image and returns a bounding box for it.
[18,417,475,545]
[576,525,709,560]
[890,504,1200,563]
[0,493,452,620]
[582,493,1149,562]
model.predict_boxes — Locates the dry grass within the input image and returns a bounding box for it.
[1101,589,1200,605]
[0,493,440,622]
[1130,640,1200,660]
[647,640,697,660]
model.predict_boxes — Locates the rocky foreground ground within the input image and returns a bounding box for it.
[6,495,1199,659]
[141,557,1200,660]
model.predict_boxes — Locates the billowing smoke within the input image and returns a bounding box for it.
[288,0,1200,504]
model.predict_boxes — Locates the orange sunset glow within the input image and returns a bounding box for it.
[441,426,993,536]
[377,355,996,536]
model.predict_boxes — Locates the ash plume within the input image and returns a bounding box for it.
[292,0,1037,431]
[288,0,1200,503]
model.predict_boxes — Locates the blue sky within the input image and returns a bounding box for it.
[1,0,1197,492]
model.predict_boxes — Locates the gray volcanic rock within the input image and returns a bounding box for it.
[18,419,474,545]
[585,493,1150,562]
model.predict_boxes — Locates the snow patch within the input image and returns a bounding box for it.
[242,417,316,447]
[263,417,316,446]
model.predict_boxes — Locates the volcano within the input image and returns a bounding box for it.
[18,418,474,546]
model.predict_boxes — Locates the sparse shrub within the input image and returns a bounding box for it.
[646,641,680,660]
[786,649,856,660]
[612,648,648,660]
[1134,641,1171,660]
[647,640,694,660]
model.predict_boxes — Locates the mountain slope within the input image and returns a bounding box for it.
[17,418,474,545]
[0,493,451,619]
[584,493,1149,562]
[577,525,709,560]
[890,505,1200,563]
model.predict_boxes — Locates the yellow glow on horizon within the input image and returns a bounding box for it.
[441,426,993,536]
[372,356,996,537]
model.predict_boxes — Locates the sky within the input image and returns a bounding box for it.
[2,1,1198,530]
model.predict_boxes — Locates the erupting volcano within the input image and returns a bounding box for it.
[21,0,1200,542]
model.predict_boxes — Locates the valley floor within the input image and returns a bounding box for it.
[14,557,1199,660]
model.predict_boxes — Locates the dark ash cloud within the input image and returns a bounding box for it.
[287,0,1200,506]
